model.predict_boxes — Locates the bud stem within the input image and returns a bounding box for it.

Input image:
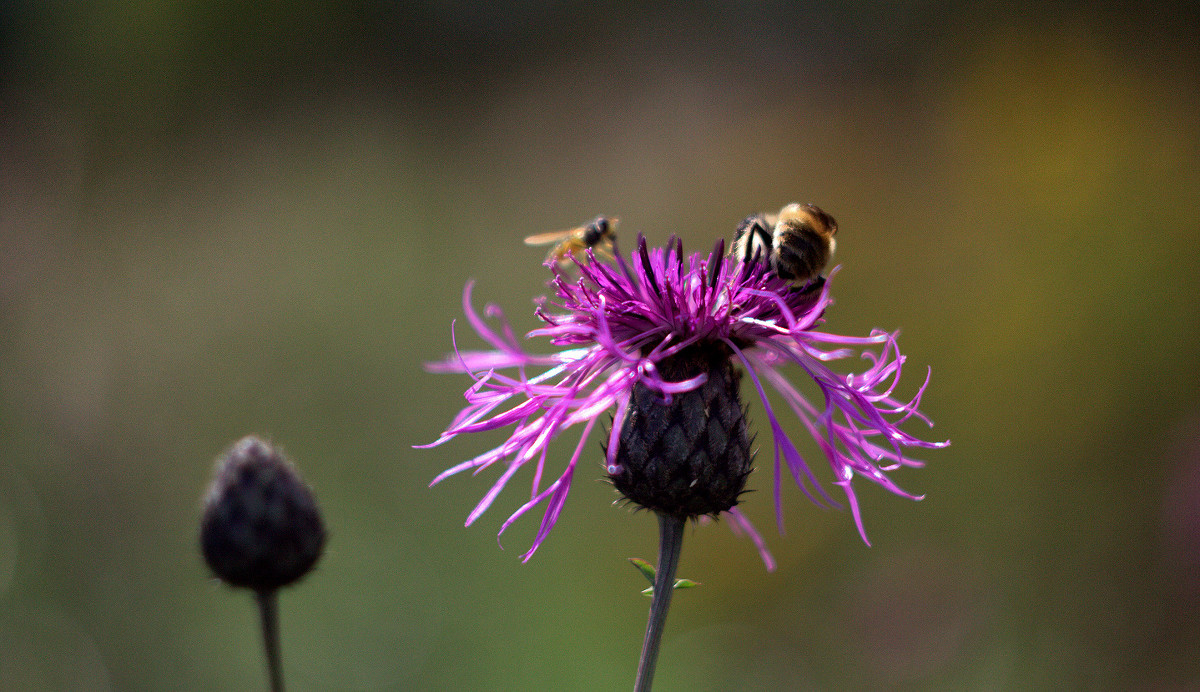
[634,512,686,692]
[255,588,285,692]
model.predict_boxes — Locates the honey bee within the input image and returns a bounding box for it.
[731,203,837,286]
[524,216,617,270]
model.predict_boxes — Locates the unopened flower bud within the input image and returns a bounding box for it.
[201,436,326,591]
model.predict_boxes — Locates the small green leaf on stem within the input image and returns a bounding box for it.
[629,557,657,585]
[641,578,702,596]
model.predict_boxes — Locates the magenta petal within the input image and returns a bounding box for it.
[725,507,777,572]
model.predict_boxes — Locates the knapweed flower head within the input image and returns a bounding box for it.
[420,232,947,567]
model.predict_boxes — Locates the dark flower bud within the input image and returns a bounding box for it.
[201,436,326,591]
[610,343,753,518]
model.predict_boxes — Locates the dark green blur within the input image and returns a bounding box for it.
[2,2,1198,689]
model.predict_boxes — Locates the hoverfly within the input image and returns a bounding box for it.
[524,216,617,270]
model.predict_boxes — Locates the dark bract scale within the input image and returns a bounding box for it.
[610,343,752,518]
[201,437,326,591]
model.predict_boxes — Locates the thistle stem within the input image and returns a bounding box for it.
[634,512,686,692]
[255,588,285,692]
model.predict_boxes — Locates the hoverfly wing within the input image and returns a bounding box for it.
[523,228,578,246]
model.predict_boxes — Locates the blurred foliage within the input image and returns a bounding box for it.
[2,1,1199,690]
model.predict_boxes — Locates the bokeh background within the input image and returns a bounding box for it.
[2,2,1198,690]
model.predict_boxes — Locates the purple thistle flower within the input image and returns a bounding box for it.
[419,234,947,567]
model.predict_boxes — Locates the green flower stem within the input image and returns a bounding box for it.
[634,513,686,692]
[255,588,284,692]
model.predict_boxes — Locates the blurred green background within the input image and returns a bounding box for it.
[2,2,1198,689]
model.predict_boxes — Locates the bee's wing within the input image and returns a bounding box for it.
[523,228,576,246]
